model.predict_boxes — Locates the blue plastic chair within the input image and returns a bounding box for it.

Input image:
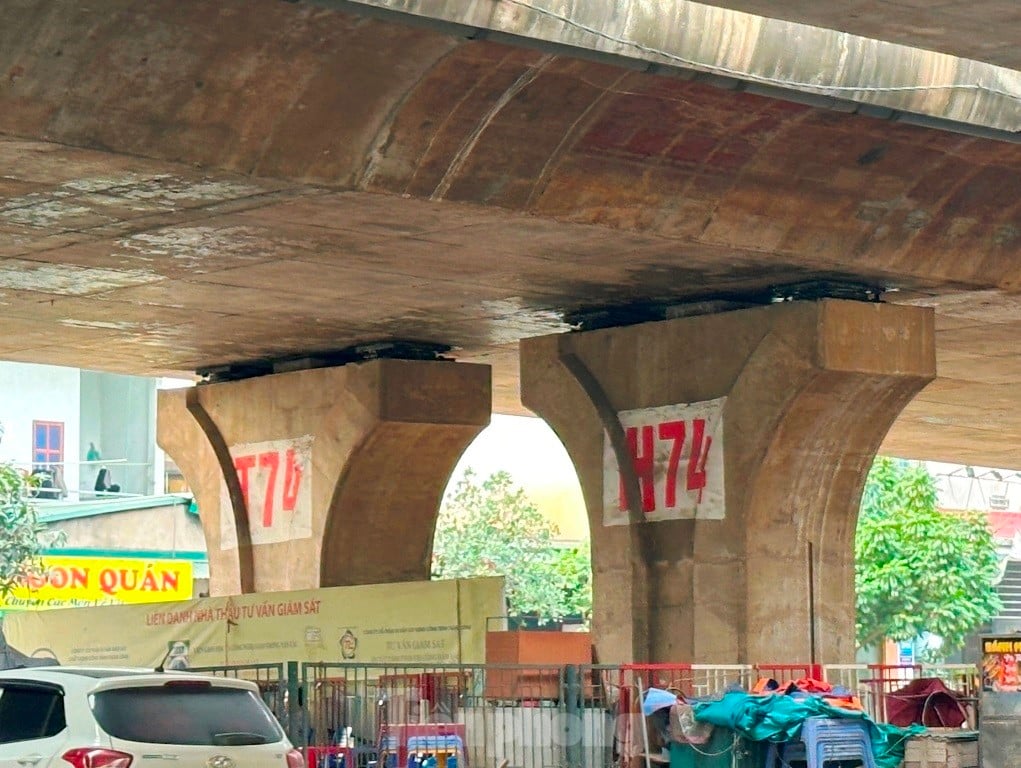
[765,717,877,768]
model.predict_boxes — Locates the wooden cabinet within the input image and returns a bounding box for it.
[484,631,591,700]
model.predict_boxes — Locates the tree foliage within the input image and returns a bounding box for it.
[550,541,593,620]
[855,456,1002,654]
[0,463,45,596]
[432,468,592,623]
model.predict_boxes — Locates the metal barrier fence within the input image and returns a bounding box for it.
[186,659,983,767]
[619,664,753,699]
[753,664,824,684]
[299,663,620,768]
[821,663,979,727]
[824,663,918,721]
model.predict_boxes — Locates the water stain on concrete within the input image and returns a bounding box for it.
[0,261,158,295]
[0,174,266,228]
[116,226,269,271]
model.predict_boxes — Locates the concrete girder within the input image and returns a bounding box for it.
[323,0,1021,134]
[1,0,1020,468]
[2,2,1019,294]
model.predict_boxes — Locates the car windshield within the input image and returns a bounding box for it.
[92,685,283,745]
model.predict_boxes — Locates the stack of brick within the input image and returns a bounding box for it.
[903,729,978,768]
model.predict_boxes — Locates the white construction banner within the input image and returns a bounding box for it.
[2,577,504,668]
[603,397,726,525]
[220,435,314,547]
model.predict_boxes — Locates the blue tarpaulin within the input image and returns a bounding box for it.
[691,691,924,768]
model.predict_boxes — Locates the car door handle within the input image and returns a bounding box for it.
[17,756,43,766]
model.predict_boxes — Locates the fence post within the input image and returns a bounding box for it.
[287,660,303,748]
[564,665,582,768]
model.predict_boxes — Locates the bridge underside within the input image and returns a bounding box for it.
[3,0,1021,466]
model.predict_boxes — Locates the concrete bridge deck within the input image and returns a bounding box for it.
[2,0,1021,467]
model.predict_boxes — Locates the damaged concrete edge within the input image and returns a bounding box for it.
[312,0,1021,136]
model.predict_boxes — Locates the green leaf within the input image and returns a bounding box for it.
[431,468,591,624]
[0,462,49,596]
[856,457,1001,657]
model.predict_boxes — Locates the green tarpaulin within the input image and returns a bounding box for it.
[692,692,924,768]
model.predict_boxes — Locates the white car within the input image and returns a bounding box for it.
[0,667,304,768]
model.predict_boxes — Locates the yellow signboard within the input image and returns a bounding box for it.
[3,577,504,667]
[0,556,193,610]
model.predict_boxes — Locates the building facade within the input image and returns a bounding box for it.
[0,362,164,497]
